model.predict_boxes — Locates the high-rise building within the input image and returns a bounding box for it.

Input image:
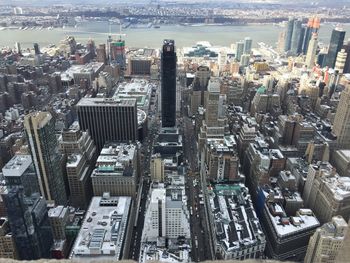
[150,154,164,182]
[161,39,177,127]
[305,33,318,69]
[335,48,348,73]
[305,216,348,263]
[302,17,321,54]
[33,43,40,55]
[59,122,97,209]
[2,186,53,260]
[96,44,107,64]
[24,112,68,205]
[2,155,40,197]
[303,162,350,224]
[77,98,138,151]
[110,39,126,69]
[142,187,190,241]
[325,26,346,68]
[333,85,350,149]
[243,37,253,54]
[343,40,350,73]
[236,41,244,61]
[48,206,69,241]
[284,17,295,52]
[290,19,302,55]
[91,143,139,197]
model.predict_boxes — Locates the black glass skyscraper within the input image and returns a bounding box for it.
[325,27,346,68]
[2,187,53,260]
[284,18,295,52]
[161,39,177,127]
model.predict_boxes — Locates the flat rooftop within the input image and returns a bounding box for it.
[209,184,265,252]
[77,97,136,107]
[70,195,132,260]
[2,155,32,177]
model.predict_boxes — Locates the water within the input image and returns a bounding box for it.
[1,21,349,49]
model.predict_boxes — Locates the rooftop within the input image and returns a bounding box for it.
[77,97,136,107]
[209,184,265,252]
[2,155,32,177]
[70,195,132,260]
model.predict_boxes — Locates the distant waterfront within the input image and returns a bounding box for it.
[1,21,350,49]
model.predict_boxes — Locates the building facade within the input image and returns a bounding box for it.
[24,112,67,205]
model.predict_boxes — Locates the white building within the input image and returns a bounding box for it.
[70,194,132,260]
[142,187,190,242]
[305,216,348,263]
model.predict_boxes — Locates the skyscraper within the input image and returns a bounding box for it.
[77,98,138,151]
[284,17,295,52]
[305,33,318,69]
[343,40,350,73]
[24,112,68,205]
[33,43,40,55]
[236,41,244,61]
[333,85,350,149]
[290,19,302,55]
[302,17,321,54]
[161,39,177,127]
[335,48,348,73]
[243,37,252,54]
[305,216,348,263]
[110,39,126,69]
[325,26,346,68]
[2,186,53,260]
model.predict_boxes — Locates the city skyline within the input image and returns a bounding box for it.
[0,2,350,263]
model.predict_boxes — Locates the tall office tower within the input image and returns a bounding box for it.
[335,49,348,73]
[236,41,244,61]
[2,186,53,260]
[15,42,21,55]
[284,17,295,52]
[59,122,97,209]
[191,66,210,114]
[302,17,321,54]
[343,40,350,73]
[333,85,350,149]
[24,112,68,205]
[2,155,40,197]
[305,33,318,69]
[244,37,253,54]
[325,26,346,68]
[150,154,164,182]
[161,39,177,127]
[110,39,126,69]
[305,216,348,263]
[33,43,40,55]
[48,206,69,240]
[96,44,107,64]
[77,98,138,151]
[290,19,302,55]
[0,218,18,259]
[277,31,286,53]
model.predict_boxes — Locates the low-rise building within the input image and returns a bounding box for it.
[208,184,266,260]
[70,194,132,260]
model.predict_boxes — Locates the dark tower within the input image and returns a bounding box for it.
[33,43,40,55]
[161,39,177,127]
[325,27,346,68]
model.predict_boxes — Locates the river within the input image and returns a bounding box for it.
[0,21,349,49]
